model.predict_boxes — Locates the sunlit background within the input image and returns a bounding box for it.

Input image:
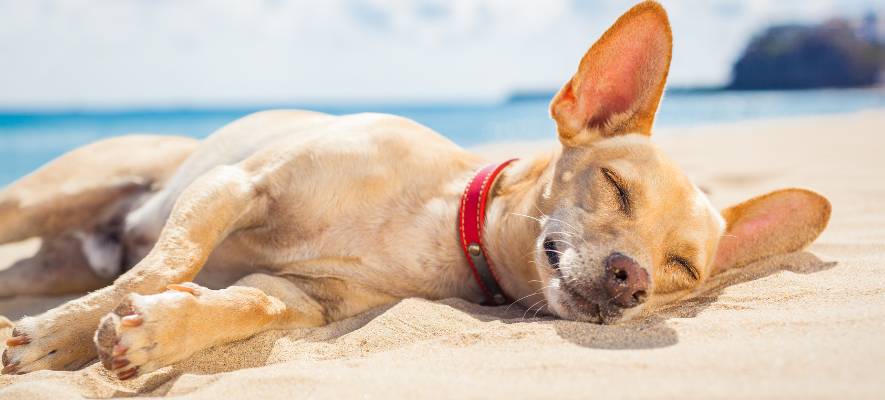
[1,0,884,184]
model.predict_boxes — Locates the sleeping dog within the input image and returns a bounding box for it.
[1,1,830,379]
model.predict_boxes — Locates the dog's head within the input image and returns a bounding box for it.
[530,1,831,323]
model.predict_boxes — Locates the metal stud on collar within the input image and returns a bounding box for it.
[458,159,518,306]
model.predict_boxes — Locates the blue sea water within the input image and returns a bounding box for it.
[1,89,884,186]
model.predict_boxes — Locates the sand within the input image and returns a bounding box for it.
[2,110,885,399]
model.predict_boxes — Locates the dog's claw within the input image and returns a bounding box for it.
[167,283,200,296]
[1,362,19,375]
[117,367,139,380]
[5,335,30,347]
[111,358,130,369]
[112,343,128,357]
[121,315,143,327]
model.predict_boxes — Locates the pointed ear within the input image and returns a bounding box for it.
[712,189,831,274]
[550,1,672,147]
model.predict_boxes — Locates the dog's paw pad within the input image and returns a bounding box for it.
[5,332,30,347]
[120,314,143,327]
[117,366,140,380]
[95,288,201,380]
[96,296,141,377]
[113,343,128,357]
[167,283,202,296]
[1,360,19,375]
[1,316,96,374]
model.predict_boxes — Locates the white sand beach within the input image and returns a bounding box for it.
[2,110,885,399]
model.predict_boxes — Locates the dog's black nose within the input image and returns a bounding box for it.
[543,237,560,269]
[603,253,649,308]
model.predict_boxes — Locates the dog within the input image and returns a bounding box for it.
[1,1,830,380]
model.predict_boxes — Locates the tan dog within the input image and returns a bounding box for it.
[1,1,829,380]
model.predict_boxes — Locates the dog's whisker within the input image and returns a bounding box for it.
[523,299,546,319]
[505,290,545,312]
[544,215,582,234]
[548,239,576,248]
[532,302,548,318]
[546,230,578,237]
[524,299,546,316]
[523,249,540,258]
[510,212,544,224]
[532,204,548,217]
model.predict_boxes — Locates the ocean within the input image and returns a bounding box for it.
[1,89,884,186]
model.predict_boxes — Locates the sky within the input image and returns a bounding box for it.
[0,0,881,108]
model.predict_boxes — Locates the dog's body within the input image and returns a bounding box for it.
[1,2,830,380]
[123,110,493,303]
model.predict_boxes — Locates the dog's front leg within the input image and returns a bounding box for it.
[90,273,335,380]
[2,165,267,374]
[92,272,395,380]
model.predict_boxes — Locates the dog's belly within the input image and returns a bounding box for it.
[231,113,484,299]
[123,110,337,259]
[127,110,484,300]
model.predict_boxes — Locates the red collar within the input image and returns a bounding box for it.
[458,159,518,305]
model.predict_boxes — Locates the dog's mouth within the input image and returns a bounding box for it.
[557,281,624,324]
[543,237,560,269]
[540,236,626,324]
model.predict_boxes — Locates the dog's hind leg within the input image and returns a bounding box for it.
[0,135,196,300]
[0,179,148,246]
[2,164,267,374]
[0,135,196,246]
[0,234,114,298]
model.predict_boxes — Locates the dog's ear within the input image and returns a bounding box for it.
[711,189,831,274]
[550,1,672,147]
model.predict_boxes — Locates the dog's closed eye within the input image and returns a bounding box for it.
[668,255,699,280]
[602,168,631,215]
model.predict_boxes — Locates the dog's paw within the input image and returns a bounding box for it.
[95,283,205,380]
[2,311,98,374]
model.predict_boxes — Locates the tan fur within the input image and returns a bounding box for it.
[550,1,672,146]
[0,135,198,297]
[1,1,830,380]
[0,135,196,244]
[713,188,832,273]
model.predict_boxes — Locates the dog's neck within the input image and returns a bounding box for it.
[480,149,559,308]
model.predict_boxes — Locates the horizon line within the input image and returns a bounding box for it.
[2,86,884,116]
